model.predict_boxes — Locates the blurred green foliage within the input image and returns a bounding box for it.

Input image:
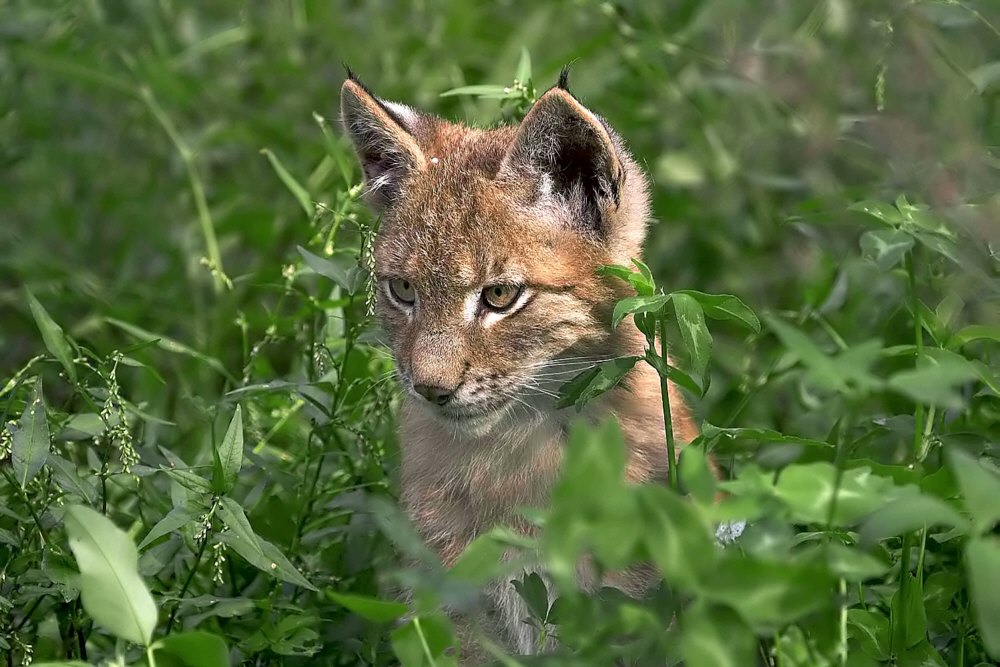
[1,0,999,665]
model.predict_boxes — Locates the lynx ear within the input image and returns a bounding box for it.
[499,86,624,234]
[340,76,426,211]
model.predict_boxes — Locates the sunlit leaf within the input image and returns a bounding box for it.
[26,290,76,382]
[64,505,157,646]
[12,377,50,488]
[965,537,1000,659]
[212,405,244,495]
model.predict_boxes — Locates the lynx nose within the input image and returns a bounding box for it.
[413,384,454,406]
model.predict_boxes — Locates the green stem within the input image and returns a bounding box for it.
[905,252,925,462]
[657,312,677,490]
[413,617,438,667]
[146,645,158,667]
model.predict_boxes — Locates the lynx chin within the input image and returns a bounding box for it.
[341,68,699,661]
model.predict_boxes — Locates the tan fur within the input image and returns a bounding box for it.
[341,76,696,658]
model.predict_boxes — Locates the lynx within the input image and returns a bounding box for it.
[341,68,698,659]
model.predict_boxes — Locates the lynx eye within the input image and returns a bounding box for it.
[481,284,522,311]
[388,278,416,305]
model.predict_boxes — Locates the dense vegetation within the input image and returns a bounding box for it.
[2,1,999,665]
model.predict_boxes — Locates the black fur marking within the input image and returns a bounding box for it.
[342,66,413,134]
[557,65,571,90]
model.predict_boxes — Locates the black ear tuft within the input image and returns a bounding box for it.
[557,65,571,91]
[343,62,356,81]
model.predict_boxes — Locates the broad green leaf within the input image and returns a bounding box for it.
[701,554,834,627]
[212,405,244,494]
[512,571,549,621]
[514,46,531,84]
[701,423,832,450]
[947,448,1000,535]
[26,290,76,382]
[390,614,454,667]
[764,314,847,392]
[611,294,671,328]
[969,61,1000,94]
[672,292,712,380]
[859,491,968,544]
[163,468,214,495]
[679,445,717,505]
[849,200,904,225]
[217,497,317,591]
[328,591,408,623]
[671,290,761,333]
[64,505,157,646]
[297,246,359,293]
[449,530,517,586]
[599,263,655,296]
[965,537,1000,659]
[47,454,98,504]
[899,641,947,667]
[261,148,314,219]
[891,574,927,650]
[680,602,755,667]
[556,356,639,411]
[817,543,890,581]
[152,631,229,667]
[860,228,914,272]
[848,609,891,661]
[138,507,195,550]
[887,353,980,409]
[643,350,701,395]
[638,484,717,588]
[12,377,50,488]
[773,463,893,525]
[951,324,1000,348]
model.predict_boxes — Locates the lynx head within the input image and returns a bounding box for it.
[341,70,651,434]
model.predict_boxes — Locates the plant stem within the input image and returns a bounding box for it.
[165,502,217,634]
[657,312,678,490]
[905,252,925,462]
[413,617,438,667]
[146,646,158,667]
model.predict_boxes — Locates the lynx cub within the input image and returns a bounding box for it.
[341,69,697,657]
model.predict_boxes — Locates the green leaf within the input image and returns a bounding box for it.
[105,318,229,378]
[898,641,947,667]
[671,290,761,333]
[849,200,904,225]
[965,537,1000,659]
[64,505,157,646]
[680,602,755,667]
[449,529,517,586]
[138,507,195,550]
[950,324,1000,348]
[297,246,358,293]
[611,294,671,328]
[822,543,890,581]
[163,467,214,495]
[512,571,549,622]
[47,455,97,504]
[261,147,314,219]
[26,290,76,382]
[969,61,1000,94]
[947,448,1000,535]
[860,228,914,272]
[152,631,229,667]
[12,377,50,488]
[764,314,847,393]
[887,353,980,410]
[848,609,891,661]
[390,614,454,667]
[701,554,834,627]
[672,292,713,380]
[702,423,832,450]
[217,497,317,591]
[556,356,639,411]
[328,591,408,623]
[638,485,717,588]
[891,574,927,650]
[643,350,701,395]
[514,46,531,84]
[680,445,717,505]
[439,84,509,97]
[212,405,244,494]
[599,262,655,296]
[773,463,893,525]
[859,491,968,544]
